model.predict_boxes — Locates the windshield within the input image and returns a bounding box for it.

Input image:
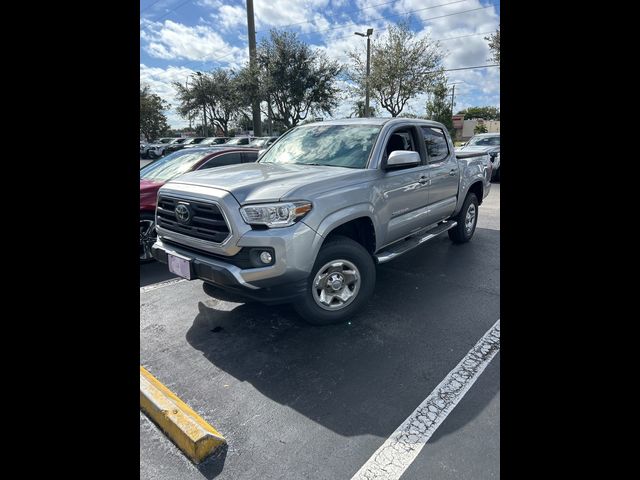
[259,125,381,169]
[467,135,500,146]
[226,137,247,145]
[140,150,210,182]
[158,138,173,143]
[249,138,268,147]
[200,137,223,145]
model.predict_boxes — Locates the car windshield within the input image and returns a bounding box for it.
[140,150,209,182]
[259,125,381,169]
[467,135,500,146]
[249,138,268,147]
[226,137,247,145]
[200,138,221,145]
[158,138,173,143]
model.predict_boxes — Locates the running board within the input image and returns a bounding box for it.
[375,221,457,264]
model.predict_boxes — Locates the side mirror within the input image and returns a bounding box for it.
[385,150,420,169]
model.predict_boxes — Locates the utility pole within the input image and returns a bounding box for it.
[450,84,455,114]
[185,77,192,129]
[246,0,262,136]
[355,29,373,117]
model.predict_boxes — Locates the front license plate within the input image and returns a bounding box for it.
[168,253,192,280]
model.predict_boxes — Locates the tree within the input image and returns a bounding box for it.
[457,106,500,121]
[486,26,500,65]
[173,68,248,137]
[140,86,170,141]
[348,21,445,117]
[349,100,377,118]
[425,76,454,137]
[250,30,342,130]
[474,123,488,134]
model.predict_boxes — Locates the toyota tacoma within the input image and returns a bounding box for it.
[152,118,492,325]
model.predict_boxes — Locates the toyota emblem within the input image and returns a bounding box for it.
[175,203,191,224]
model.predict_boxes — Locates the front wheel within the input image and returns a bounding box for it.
[294,236,376,325]
[448,193,479,243]
[140,212,157,263]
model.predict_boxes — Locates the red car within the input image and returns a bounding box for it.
[140,147,259,262]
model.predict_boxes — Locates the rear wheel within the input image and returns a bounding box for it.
[294,236,375,325]
[140,212,157,263]
[448,193,479,243]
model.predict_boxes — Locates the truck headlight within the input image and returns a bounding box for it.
[240,201,312,228]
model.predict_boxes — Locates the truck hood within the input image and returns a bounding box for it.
[456,145,500,155]
[167,162,369,204]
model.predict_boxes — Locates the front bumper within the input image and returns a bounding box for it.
[152,222,319,304]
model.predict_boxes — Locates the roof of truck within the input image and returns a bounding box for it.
[303,117,445,127]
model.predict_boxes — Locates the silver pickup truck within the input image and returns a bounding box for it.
[151,118,492,324]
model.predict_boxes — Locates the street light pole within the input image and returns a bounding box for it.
[355,28,373,117]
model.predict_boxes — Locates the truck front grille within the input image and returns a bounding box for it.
[156,195,231,244]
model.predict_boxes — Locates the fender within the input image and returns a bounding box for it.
[304,203,378,262]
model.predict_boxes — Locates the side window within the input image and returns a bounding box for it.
[200,153,242,169]
[421,127,449,163]
[242,152,258,163]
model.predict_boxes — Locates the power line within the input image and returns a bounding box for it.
[255,0,466,33]
[140,0,164,14]
[441,64,499,73]
[288,0,480,37]
[155,0,193,22]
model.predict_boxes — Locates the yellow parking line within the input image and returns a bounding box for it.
[140,366,226,464]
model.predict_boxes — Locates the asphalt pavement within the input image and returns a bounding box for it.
[140,182,500,479]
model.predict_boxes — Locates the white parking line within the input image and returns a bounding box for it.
[140,278,187,294]
[351,319,500,480]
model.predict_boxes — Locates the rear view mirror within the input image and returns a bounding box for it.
[385,150,420,169]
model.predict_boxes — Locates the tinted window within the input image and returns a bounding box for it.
[421,127,449,162]
[200,153,242,169]
[243,151,259,163]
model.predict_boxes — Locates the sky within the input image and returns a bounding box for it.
[140,0,500,128]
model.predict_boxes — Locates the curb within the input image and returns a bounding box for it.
[140,366,226,464]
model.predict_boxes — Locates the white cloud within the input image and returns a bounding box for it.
[141,19,245,65]
[140,64,199,128]
[211,4,246,31]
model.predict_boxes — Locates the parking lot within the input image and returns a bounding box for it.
[140,183,499,479]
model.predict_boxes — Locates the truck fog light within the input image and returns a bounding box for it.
[259,251,273,264]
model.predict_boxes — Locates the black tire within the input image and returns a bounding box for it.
[140,212,157,263]
[448,193,479,243]
[294,235,376,325]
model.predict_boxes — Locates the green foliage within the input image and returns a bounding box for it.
[348,21,445,117]
[485,26,500,65]
[425,77,454,137]
[474,123,488,134]
[457,106,500,120]
[349,100,377,118]
[173,68,248,137]
[251,30,342,129]
[140,85,170,141]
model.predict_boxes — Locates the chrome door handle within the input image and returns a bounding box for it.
[418,176,429,184]
[449,170,458,176]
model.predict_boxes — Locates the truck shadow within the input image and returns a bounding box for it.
[185,229,500,440]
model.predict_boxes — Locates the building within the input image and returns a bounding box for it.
[454,115,500,141]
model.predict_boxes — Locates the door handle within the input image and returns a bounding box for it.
[449,169,458,176]
[418,176,429,184]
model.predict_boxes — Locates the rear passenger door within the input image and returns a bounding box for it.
[198,152,243,169]
[421,126,459,224]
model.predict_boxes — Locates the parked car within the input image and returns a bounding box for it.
[248,136,279,148]
[163,137,206,155]
[150,118,492,324]
[147,138,188,159]
[224,136,253,146]
[141,137,175,159]
[456,133,500,181]
[140,147,260,262]
[184,137,229,148]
